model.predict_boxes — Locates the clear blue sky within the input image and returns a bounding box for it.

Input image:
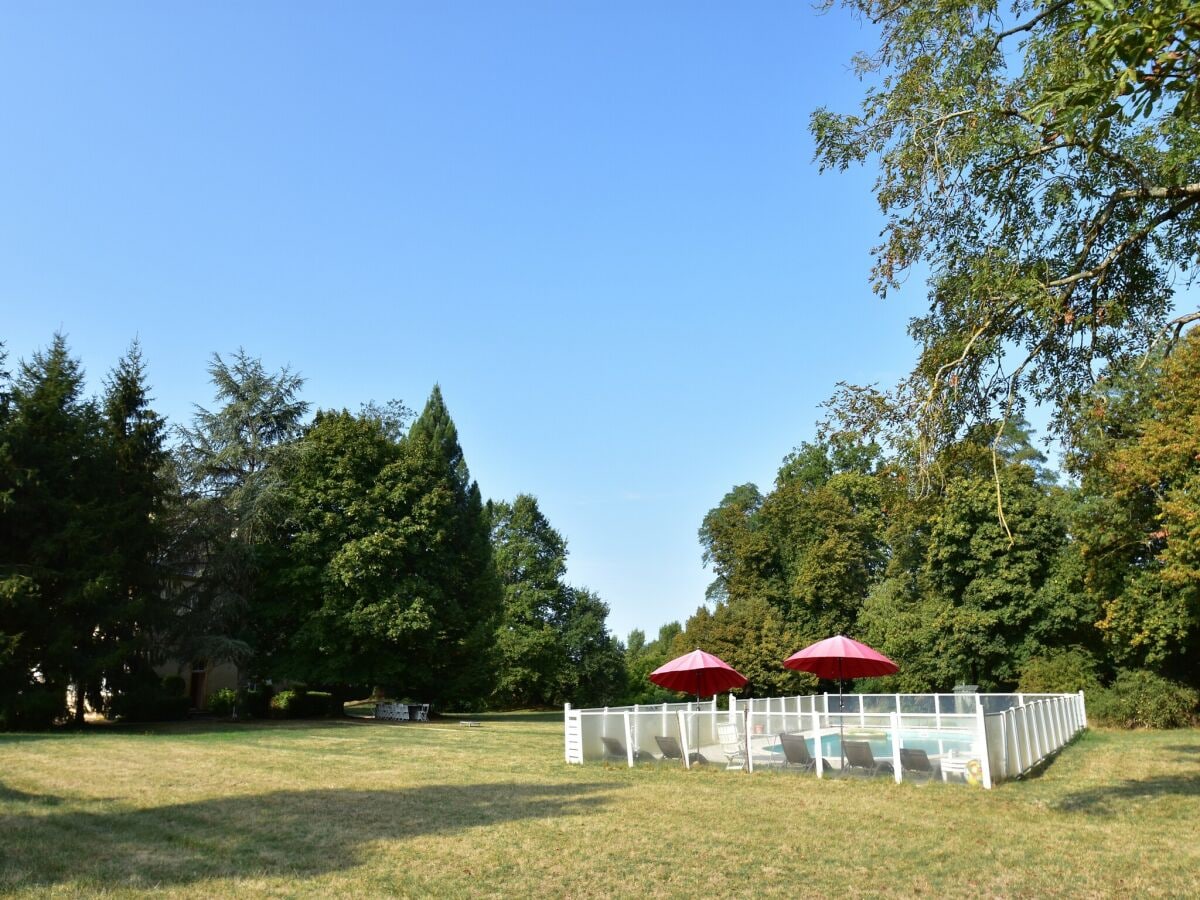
[1,2,924,643]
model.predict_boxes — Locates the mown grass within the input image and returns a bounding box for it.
[1,716,1197,897]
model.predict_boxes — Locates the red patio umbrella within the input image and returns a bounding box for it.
[650,648,748,700]
[650,649,747,763]
[783,634,898,770]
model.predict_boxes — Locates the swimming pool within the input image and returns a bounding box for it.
[763,730,978,759]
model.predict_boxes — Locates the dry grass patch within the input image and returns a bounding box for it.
[1,717,1197,897]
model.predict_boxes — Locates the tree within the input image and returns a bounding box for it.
[0,336,108,724]
[622,622,683,704]
[814,0,1200,476]
[93,343,172,714]
[402,386,501,707]
[262,408,446,698]
[555,588,626,707]
[1071,330,1200,682]
[859,433,1073,690]
[487,495,570,707]
[676,596,815,698]
[172,350,309,684]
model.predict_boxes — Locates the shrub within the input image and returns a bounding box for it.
[1017,649,1102,694]
[239,687,272,719]
[1,687,66,730]
[269,688,341,719]
[109,680,191,723]
[1089,669,1199,729]
[207,688,238,717]
[162,675,187,698]
[269,689,301,719]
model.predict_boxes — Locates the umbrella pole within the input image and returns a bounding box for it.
[839,657,845,773]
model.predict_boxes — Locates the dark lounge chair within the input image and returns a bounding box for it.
[841,740,895,777]
[654,734,705,765]
[778,733,831,773]
[899,748,941,782]
[601,736,641,763]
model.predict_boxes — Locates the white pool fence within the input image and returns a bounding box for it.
[563,691,1086,788]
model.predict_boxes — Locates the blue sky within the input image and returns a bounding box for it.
[1,2,924,642]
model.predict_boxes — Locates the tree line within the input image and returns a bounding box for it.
[0,337,624,728]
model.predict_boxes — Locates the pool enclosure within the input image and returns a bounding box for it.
[563,691,1086,788]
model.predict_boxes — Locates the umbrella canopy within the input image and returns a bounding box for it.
[783,634,898,680]
[650,649,748,698]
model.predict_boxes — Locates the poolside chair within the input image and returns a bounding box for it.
[899,748,940,783]
[716,723,747,771]
[841,740,894,778]
[778,733,830,773]
[601,736,641,763]
[654,735,705,766]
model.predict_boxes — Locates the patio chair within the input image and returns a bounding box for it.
[841,740,894,778]
[899,748,940,783]
[778,733,830,773]
[716,723,747,771]
[654,735,705,766]
[601,736,640,763]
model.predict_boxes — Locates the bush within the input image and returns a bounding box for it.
[239,687,272,719]
[109,680,191,723]
[1089,669,1199,729]
[1017,649,1102,694]
[207,688,238,717]
[162,675,187,698]
[1,687,66,730]
[268,689,300,719]
[268,687,341,719]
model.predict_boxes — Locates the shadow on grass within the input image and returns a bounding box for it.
[1162,744,1200,756]
[1055,774,1200,814]
[0,781,617,887]
[0,782,62,806]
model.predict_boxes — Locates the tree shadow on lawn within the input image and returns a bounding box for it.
[1054,774,1200,815]
[0,781,618,888]
[1161,744,1200,756]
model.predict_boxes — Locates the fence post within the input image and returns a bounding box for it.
[811,705,824,778]
[935,693,942,731]
[677,710,691,770]
[745,705,754,774]
[564,703,571,763]
[890,711,902,784]
[1021,705,1033,774]
[1078,690,1088,730]
[1008,708,1021,776]
[623,711,634,768]
[974,701,993,789]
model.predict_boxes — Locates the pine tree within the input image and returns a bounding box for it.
[405,386,501,708]
[96,342,171,710]
[2,335,108,725]
[172,350,308,687]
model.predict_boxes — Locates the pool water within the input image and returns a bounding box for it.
[763,732,976,759]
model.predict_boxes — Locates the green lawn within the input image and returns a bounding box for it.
[1,715,1197,897]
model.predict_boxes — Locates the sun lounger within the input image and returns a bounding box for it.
[842,740,894,777]
[717,723,747,770]
[654,735,705,765]
[899,748,940,782]
[778,733,830,773]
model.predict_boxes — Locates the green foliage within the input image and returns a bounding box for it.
[1089,669,1199,729]
[488,495,625,708]
[172,349,309,683]
[1070,331,1200,677]
[622,623,683,704]
[677,597,816,698]
[207,688,238,717]
[1018,649,1102,694]
[268,687,339,719]
[0,686,65,730]
[108,676,191,723]
[814,0,1200,469]
[238,687,273,719]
